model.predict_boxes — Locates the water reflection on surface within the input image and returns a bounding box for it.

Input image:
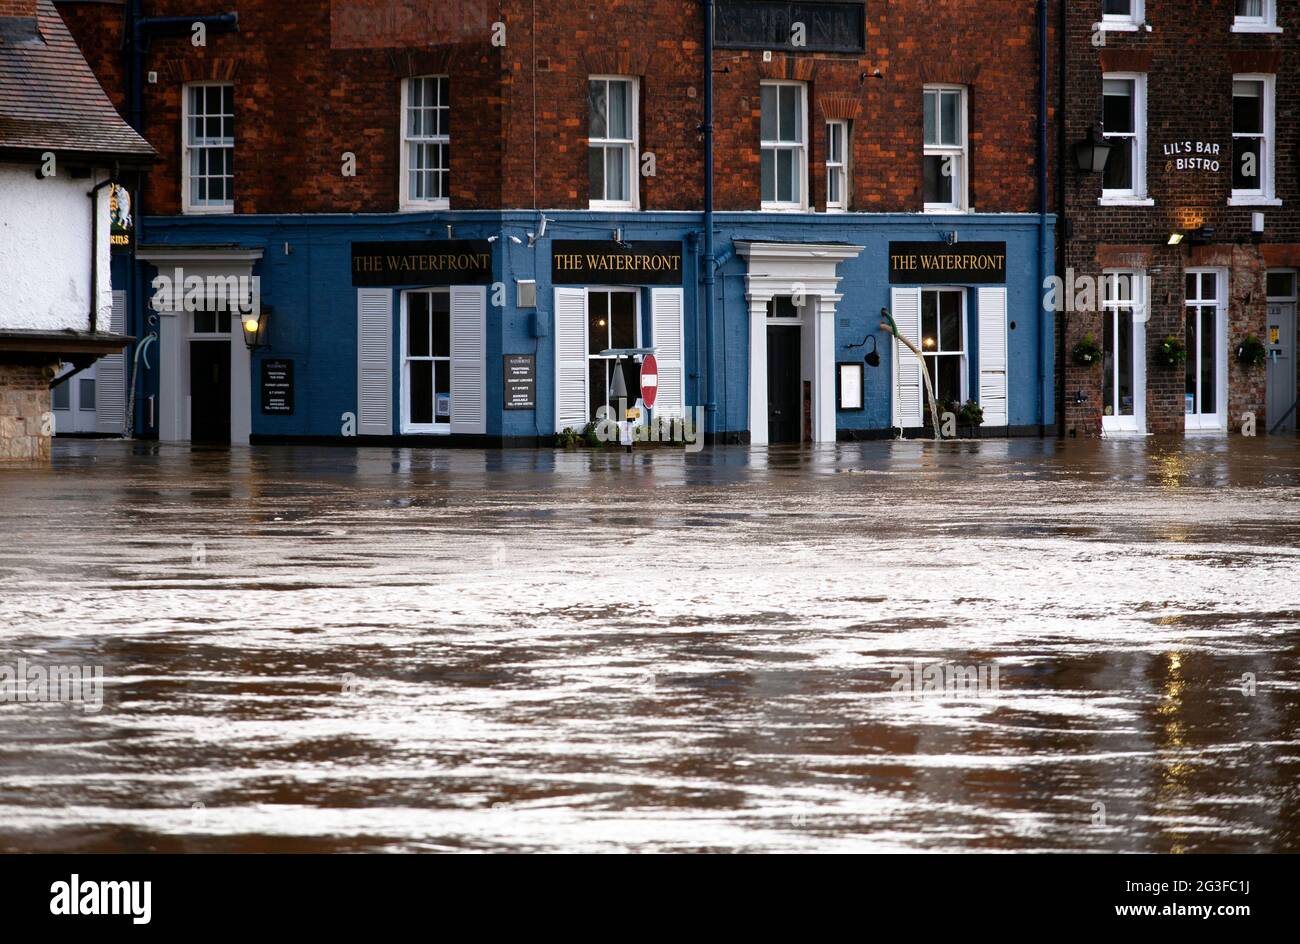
[0,436,1298,852]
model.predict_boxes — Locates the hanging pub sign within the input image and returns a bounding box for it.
[552,240,683,286]
[888,242,1007,285]
[504,354,536,410]
[351,240,493,287]
[109,184,133,250]
[261,359,294,415]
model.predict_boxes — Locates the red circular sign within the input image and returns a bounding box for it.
[640,354,658,409]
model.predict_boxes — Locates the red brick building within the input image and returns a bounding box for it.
[52,1,1061,447]
[1061,0,1299,438]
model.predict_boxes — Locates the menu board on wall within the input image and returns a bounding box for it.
[261,359,294,415]
[504,354,536,410]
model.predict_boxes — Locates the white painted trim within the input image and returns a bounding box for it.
[399,75,452,212]
[399,288,452,435]
[181,81,235,216]
[1231,73,1276,203]
[759,80,810,211]
[922,84,968,212]
[1098,197,1155,207]
[1184,268,1229,433]
[588,75,641,211]
[1099,270,1147,435]
[735,241,864,444]
[1101,72,1148,201]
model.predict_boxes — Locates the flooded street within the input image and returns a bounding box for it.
[1,437,1298,853]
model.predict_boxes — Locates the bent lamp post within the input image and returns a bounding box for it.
[879,308,942,441]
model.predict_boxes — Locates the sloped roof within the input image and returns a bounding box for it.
[0,0,154,160]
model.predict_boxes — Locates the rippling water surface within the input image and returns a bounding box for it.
[1,437,1298,852]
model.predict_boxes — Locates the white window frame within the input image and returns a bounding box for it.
[1099,270,1147,435]
[181,81,234,215]
[400,288,452,434]
[1229,74,1279,206]
[825,119,849,212]
[1098,0,1144,30]
[400,75,450,211]
[1184,269,1229,433]
[588,76,640,210]
[1100,73,1151,205]
[923,85,968,213]
[920,287,967,406]
[587,287,642,422]
[1233,0,1280,33]
[760,80,809,211]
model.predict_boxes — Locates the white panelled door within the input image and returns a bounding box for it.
[977,286,1009,427]
[891,287,924,428]
[554,287,588,432]
[450,285,487,435]
[650,287,685,419]
[357,288,393,436]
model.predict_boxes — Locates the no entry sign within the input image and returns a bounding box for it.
[640,354,658,409]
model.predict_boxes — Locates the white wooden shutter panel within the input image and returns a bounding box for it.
[977,286,1009,427]
[356,288,392,436]
[95,289,128,434]
[891,287,924,428]
[650,287,685,419]
[554,287,588,432]
[450,285,487,435]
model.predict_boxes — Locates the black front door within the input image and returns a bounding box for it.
[190,341,231,443]
[766,325,801,443]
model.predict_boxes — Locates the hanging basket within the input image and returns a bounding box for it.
[1236,335,1267,368]
[1153,335,1187,369]
[1071,332,1102,368]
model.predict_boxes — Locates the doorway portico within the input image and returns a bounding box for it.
[736,241,864,445]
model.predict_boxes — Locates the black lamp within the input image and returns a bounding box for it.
[864,336,880,368]
[1074,126,1113,174]
[241,305,271,351]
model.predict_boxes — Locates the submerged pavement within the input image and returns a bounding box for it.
[0,437,1298,852]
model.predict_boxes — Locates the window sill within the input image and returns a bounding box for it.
[759,204,810,213]
[183,205,235,216]
[923,206,970,215]
[1228,196,1282,207]
[401,426,451,436]
[1231,23,1282,33]
[1099,196,1155,206]
[1094,21,1144,32]
[399,201,451,213]
[589,201,640,212]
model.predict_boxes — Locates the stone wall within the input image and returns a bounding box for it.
[0,363,57,462]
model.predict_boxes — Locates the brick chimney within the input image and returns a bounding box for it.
[0,1,38,18]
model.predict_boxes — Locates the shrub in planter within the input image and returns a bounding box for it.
[1154,335,1187,368]
[1236,335,1267,368]
[1071,332,1103,368]
[556,427,582,448]
[958,400,985,427]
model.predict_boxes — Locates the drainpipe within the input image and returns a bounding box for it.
[129,5,239,133]
[1056,0,1068,437]
[701,0,717,432]
[1037,0,1053,434]
[87,173,117,333]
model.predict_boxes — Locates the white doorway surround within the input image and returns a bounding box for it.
[138,248,263,444]
[735,241,864,445]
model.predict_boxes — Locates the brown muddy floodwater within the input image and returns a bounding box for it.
[0,437,1298,853]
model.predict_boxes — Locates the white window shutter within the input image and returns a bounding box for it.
[650,287,685,419]
[554,287,588,432]
[357,288,392,436]
[95,289,128,434]
[977,286,1009,427]
[891,287,923,428]
[450,285,487,435]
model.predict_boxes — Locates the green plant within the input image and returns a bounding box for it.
[1154,335,1187,368]
[1071,332,1102,368]
[555,427,582,448]
[958,400,985,427]
[581,420,603,448]
[1236,334,1267,368]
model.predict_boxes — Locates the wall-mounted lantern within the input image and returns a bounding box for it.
[241,304,271,351]
[1074,126,1113,174]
